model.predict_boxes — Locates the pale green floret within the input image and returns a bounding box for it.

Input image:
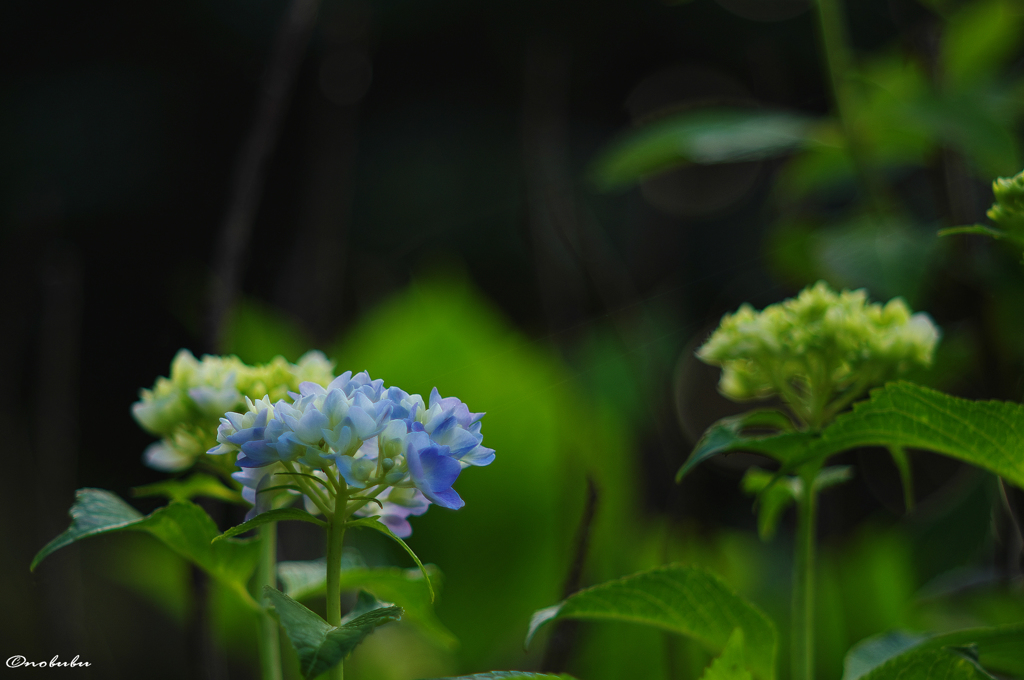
[698,281,939,428]
[132,350,336,472]
[988,169,1024,236]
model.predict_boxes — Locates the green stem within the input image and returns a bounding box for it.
[792,464,820,680]
[813,0,885,211]
[325,486,349,680]
[257,522,283,680]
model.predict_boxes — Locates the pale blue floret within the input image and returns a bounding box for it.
[419,388,495,467]
[404,430,464,510]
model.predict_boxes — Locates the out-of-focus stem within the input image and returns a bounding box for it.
[326,486,349,680]
[813,0,885,212]
[257,522,283,680]
[792,464,820,680]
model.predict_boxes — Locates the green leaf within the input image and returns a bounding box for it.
[32,488,144,569]
[843,631,927,680]
[843,625,1024,680]
[676,410,806,482]
[787,382,1024,489]
[264,586,401,679]
[685,383,1024,491]
[524,564,777,680]
[32,489,262,608]
[425,674,577,680]
[854,647,995,680]
[589,109,817,190]
[701,629,752,680]
[915,624,1024,677]
[741,466,852,541]
[132,473,244,504]
[741,468,799,542]
[345,516,435,602]
[212,507,327,541]
[278,559,457,649]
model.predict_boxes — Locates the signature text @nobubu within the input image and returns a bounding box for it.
[7,655,91,668]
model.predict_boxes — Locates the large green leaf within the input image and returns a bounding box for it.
[525,565,777,680]
[676,410,806,482]
[278,559,457,648]
[132,472,244,504]
[681,383,1024,490]
[212,507,327,541]
[788,382,1024,488]
[32,488,262,607]
[264,587,401,679]
[590,109,818,190]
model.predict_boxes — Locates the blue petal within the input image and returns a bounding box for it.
[294,409,330,444]
[240,439,281,466]
[427,487,464,510]
[460,445,496,467]
[334,456,367,489]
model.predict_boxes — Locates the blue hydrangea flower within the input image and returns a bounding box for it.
[208,371,493,535]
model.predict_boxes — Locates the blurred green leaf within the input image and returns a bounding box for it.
[741,467,851,541]
[842,631,926,680]
[279,559,457,649]
[810,219,941,306]
[347,517,435,602]
[265,587,401,679]
[741,468,799,542]
[213,508,327,541]
[32,489,261,608]
[938,224,1009,240]
[853,647,995,680]
[676,409,807,483]
[590,109,818,190]
[526,564,777,680]
[943,0,1022,88]
[700,628,752,680]
[222,297,310,364]
[915,625,1024,677]
[845,626,1024,680]
[132,472,244,504]
[426,674,577,680]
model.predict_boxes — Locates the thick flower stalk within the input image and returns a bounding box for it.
[209,373,495,535]
[698,281,939,429]
[131,349,335,473]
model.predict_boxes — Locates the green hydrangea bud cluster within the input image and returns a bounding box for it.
[697,281,939,428]
[988,169,1024,238]
[132,349,336,472]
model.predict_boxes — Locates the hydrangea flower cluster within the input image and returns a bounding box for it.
[131,349,336,472]
[697,281,939,426]
[987,168,1024,239]
[208,372,495,537]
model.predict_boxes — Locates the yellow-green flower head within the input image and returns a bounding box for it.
[131,350,336,472]
[697,282,939,425]
[988,169,1024,236]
